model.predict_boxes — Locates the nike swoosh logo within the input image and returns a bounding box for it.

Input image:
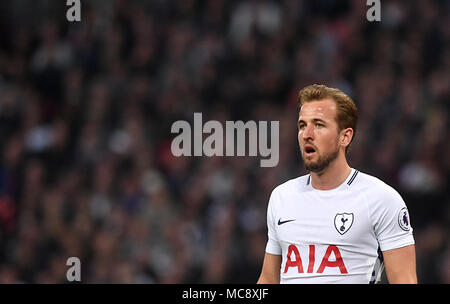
[278,219,295,225]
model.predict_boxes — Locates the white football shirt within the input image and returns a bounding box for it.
[265,168,414,284]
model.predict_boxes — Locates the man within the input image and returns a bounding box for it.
[257,84,417,284]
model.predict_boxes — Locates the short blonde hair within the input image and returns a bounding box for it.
[298,84,358,154]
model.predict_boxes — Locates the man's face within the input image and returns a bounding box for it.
[297,99,341,173]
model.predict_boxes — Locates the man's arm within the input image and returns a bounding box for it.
[257,253,282,284]
[382,244,417,284]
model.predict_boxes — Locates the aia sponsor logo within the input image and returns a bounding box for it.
[284,244,348,274]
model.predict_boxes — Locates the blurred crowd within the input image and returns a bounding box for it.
[0,0,449,283]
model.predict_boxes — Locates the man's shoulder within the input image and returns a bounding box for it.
[272,174,309,195]
[353,170,403,201]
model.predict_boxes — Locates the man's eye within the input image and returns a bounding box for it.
[316,123,324,127]
[299,125,305,130]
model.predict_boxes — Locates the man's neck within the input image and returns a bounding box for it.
[310,154,352,190]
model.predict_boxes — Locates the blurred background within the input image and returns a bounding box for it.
[0,0,448,283]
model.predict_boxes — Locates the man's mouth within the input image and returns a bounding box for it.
[304,144,317,156]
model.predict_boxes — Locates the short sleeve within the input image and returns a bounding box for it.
[370,186,415,252]
[265,189,282,255]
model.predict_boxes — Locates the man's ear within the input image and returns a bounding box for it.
[340,128,354,148]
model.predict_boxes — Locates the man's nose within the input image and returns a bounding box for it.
[302,125,314,140]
